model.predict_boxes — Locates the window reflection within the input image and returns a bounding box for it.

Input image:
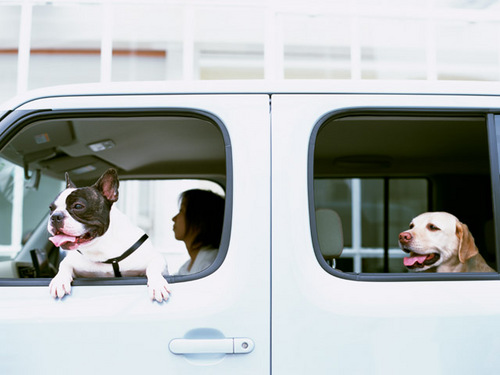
[315,178,427,273]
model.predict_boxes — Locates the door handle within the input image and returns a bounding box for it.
[169,337,254,355]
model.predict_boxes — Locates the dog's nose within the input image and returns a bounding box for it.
[50,212,64,224]
[399,231,412,243]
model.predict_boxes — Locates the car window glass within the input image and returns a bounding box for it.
[314,178,427,273]
[312,113,497,276]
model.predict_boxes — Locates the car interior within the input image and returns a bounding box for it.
[2,113,227,185]
[0,110,228,279]
[312,111,497,274]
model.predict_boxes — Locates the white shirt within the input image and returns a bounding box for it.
[177,247,218,275]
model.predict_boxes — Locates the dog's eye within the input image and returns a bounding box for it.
[72,203,85,210]
[428,224,440,231]
[49,204,55,213]
[409,223,414,229]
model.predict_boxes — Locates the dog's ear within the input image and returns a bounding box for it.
[456,222,479,264]
[65,172,77,189]
[94,169,119,203]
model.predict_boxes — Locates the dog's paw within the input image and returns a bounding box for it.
[147,276,171,303]
[49,275,72,299]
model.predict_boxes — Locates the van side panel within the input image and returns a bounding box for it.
[0,94,271,374]
[271,94,500,375]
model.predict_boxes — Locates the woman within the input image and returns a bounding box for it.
[173,189,225,275]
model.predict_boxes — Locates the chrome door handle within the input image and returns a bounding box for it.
[169,337,254,355]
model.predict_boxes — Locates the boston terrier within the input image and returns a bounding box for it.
[47,168,170,302]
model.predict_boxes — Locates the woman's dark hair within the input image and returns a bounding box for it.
[180,189,225,250]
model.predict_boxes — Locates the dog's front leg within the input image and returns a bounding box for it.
[49,258,75,299]
[146,256,171,303]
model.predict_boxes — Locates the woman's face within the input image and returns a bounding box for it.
[172,201,188,241]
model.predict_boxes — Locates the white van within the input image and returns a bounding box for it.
[1,81,500,374]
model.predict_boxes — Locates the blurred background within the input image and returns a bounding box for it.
[2,0,500,104]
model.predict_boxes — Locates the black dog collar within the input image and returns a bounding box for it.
[101,234,149,277]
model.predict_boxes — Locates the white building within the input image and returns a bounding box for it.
[2,0,500,105]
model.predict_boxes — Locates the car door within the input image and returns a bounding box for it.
[271,92,500,375]
[0,91,271,374]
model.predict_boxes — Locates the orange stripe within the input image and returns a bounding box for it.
[0,48,166,57]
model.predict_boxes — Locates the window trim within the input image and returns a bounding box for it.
[309,107,500,281]
[0,107,232,285]
[488,114,500,269]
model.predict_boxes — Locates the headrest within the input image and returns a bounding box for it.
[315,208,344,260]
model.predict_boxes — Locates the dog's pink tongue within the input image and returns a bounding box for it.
[404,253,428,266]
[49,234,77,247]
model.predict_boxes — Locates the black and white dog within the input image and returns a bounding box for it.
[47,169,170,302]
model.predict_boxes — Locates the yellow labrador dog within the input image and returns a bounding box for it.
[399,212,495,272]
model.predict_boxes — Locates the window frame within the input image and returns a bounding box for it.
[0,107,233,285]
[309,107,500,281]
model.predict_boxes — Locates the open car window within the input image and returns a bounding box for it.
[0,110,230,282]
[310,111,498,278]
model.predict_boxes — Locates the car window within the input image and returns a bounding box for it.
[0,159,64,259]
[314,178,428,273]
[0,111,230,281]
[311,111,497,277]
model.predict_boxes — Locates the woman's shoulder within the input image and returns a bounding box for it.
[198,247,218,263]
